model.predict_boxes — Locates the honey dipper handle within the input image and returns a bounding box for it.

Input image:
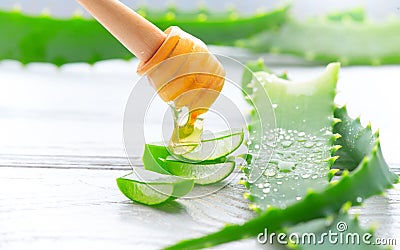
[77,0,166,62]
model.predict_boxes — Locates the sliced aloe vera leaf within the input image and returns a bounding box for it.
[143,129,243,173]
[116,168,194,206]
[244,63,339,209]
[164,156,235,185]
[142,143,171,175]
[178,128,244,162]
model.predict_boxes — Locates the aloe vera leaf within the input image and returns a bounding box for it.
[242,60,387,175]
[244,63,339,210]
[143,6,289,44]
[329,107,392,174]
[164,66,398,249]
[332,106,378,172]
[246,62,392,249]
[236,17,400,65]
[242,59,291,105]
[0,10,131,66]
[242,60,361,173]
[164,127,398,249]
[0,6,288,65]
[241,59,273,102]
[243,60,373,174]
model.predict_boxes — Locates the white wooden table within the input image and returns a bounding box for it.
[0,57,399,250]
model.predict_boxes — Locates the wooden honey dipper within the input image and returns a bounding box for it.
[77,0,225,151]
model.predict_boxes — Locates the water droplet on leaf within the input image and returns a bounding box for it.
[262,188,271,194]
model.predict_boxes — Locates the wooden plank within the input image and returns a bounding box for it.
[0,167,399,249]
[0,167,260,249]
[0,154,132,170]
